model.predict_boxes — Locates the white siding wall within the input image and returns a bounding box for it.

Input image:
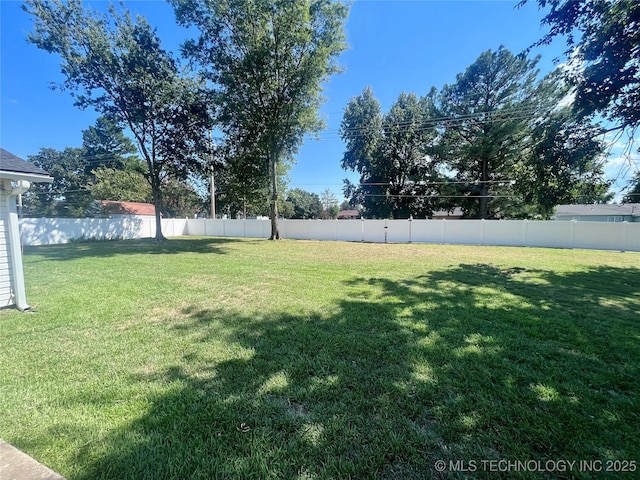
[0,181,15,307]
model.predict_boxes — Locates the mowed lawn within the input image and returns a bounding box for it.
[1,238,639,479]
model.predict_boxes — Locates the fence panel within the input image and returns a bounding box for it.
[281,220,309,240]
[625,223,640,252]
[186,218,206,236]
[162,218,186,237]
[244,220,270,238]
[525,221,572,248]
[573,221,623,251]
[305,220,337,240]
[21,217,152,245]
[387,220,411,243]
[443,219,483,245]
[483,220,526,247]
[411,220,445,243]
[221,219,245,237]
[335,220,363,242]
[362,220,387,243]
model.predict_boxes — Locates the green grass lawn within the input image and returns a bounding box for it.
[1,238,639,479]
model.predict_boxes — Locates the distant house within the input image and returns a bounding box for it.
[337,209,360,219]
[429,207,464,220]
[0,149,52,310]
[554,204,639,223]
[87,200,156,218]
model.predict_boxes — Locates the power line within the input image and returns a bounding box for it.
[357,194,521,199]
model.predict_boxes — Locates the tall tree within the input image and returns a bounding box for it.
[437,47,541,219]
[521,0,640,130]
[286,189,323,219]
[214,139,292,218]
[24,0,212,240]
[320,188,338,211]
[341,88,440,218]
[515,108,612,216]
[320,188,339,218]
[172,0,349,239]
[340,86,385,216]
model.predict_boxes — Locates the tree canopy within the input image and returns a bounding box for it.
[172,0,349,239]
[24,0,212,239]
[286,188,323,219]
[341,48,612,219]
[341,88,443,218]
[521,0,640,130]
[623,173,640,203]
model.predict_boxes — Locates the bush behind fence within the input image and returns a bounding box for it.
[20,217,640,252]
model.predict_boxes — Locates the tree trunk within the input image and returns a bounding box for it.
[479,158,489,219]
[152,181,166,241]
[269,154,280,240]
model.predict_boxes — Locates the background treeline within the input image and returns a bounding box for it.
[340,47,612,220]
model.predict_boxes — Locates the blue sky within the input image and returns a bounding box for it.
[1,0,635,202]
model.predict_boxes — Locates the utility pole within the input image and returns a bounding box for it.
[210,131,216,219]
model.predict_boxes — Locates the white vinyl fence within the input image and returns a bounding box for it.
[19,217,640,252]
[185,218,640,252]
[20,216,186,246]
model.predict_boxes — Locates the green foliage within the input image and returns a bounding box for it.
[82,116,138,171]
[88,167,152,203]
[341,88,442,218]
[339,200,352,211]
[215,153,291,218]
[161,178,206,218]
[341,48,612,219]
[24,0,212,239]
[23,147,91,217]
[320,188,339,218]
[320,188,338,211]
[522,0,640,129]
[173,0,349,238]
[437,47,541,219]
[515,108,612,216]
[326,203,340,219]
[623,172,640,203]
[23,117,153,217]
[285,188,323,219]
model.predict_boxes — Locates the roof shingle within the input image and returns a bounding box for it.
[0,148,50,176]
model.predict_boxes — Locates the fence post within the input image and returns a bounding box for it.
[571,220,576,249]
[481,218,486,245]
[522,219,528,247]
[361,218,365,242]
[408,216,413,244]
[622,221,628,253]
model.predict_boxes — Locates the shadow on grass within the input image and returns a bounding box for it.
[23,237,252,262]
[57,264,640,479]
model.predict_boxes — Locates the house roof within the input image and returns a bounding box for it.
[555,204,640,217]
[338,209,360,218]
[431,207,464,217]
[0,148,52,182]
[101,200,156,216]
